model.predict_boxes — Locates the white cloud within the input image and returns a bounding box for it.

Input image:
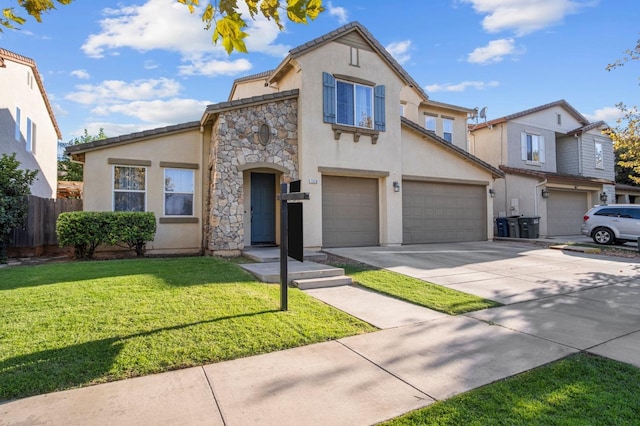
[386,40,412,65]
[70,69,90,79]
[178,58,252,76]
[425,80,500,92]
[65,78,182,105]
[327,2,348,24]
[92,98,210,123]
[461,0,592,36]
[584,106,625,123]
[467,38,524,64]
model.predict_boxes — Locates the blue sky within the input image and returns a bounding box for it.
[1,0,639,142]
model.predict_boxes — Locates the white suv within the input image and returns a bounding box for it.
[581,204,640,245]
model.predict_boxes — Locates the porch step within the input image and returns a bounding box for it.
[292,275,352,290]
[240,261,344,284]
[242,247,327,263]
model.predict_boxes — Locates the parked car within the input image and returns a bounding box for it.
[581,204,640,245]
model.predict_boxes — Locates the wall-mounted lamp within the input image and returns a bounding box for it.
[488,188,496,198]
[600,192,608,203]
[541,189,550,198]
[393,181,401,193]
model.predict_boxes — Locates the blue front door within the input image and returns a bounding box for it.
[251,173,276,245]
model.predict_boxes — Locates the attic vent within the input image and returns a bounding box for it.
[350,46,359,66]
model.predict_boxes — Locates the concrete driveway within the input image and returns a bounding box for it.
[325,240,640,368]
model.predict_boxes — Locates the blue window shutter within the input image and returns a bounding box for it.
[374,85,385,131]
[322,72,336,123]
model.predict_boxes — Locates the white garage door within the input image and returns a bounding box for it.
[402,181,486,244]
[322,176,379,247]
[547,190,589,235]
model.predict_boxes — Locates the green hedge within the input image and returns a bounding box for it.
[57,212,156,259]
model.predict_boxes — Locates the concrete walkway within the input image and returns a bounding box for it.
[2,241,640,425]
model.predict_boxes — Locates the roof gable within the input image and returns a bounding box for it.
[472,100,589,131]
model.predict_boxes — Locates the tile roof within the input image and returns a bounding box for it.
[499,165,614,185]
[401,117,504,179]
[202,89,299,124]
[65,121,201,155]
[565,120,609,136]
[0,48,62,139]
[471,99,589,131]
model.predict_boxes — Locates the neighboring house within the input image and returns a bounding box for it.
[615,183,640,204]
[0,48,61,198]
[470,100,614,236]
[67,22,503,255]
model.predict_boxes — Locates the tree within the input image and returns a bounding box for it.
[2,0,324,54]
[607,104,640,185]
[58,128,107,182]
[0,153,38,262]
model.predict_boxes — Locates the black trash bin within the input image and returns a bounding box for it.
[506,216,520,238]
[518,217,540,239]
[495,217,508,237]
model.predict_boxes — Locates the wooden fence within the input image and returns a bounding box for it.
[9,195,82,256]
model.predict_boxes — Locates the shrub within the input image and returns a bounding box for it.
[56,212,110,259]
[107,212,156,257]
[56,211,156,259]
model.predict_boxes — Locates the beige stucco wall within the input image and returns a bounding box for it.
[292,40,406,248]
[0,57,59,198]
[82,128,204,254]
[417,104,470,151]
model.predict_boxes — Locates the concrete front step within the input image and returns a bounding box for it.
[242,247,327,263]
[240,260,344,284]
[293,275,352,290]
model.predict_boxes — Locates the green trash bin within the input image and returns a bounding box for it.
[518,217,540,239]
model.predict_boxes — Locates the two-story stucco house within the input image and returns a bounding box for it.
[469,100,614,236]
[67,22,503,255]
[0,48,61,198]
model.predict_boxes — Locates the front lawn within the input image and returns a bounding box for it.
[382,353,640,425]
[0,257,375,401]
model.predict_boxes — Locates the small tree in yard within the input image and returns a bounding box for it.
[0,153,38,262]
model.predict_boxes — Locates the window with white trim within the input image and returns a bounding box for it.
[113,165,146,211]
[337,80,373,128]
[443,118,453,143]
[26,117,36,153]
[595,141,604,169]
[521,132,545,163]
[322,72,386,131]
[164,168,194,216]
[14,107,21,142]
[425,114,436,132]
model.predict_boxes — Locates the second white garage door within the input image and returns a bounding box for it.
[322,176,379,248]
[546,190,589,235]
[402,181,487,244]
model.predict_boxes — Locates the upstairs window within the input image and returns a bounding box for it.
[337,80,373,128]
[322,72,385,131]
[14,107,21,142]
[424,114,436,132]
[164,168,194,216]
[113,165,146,211]
[521,132,545,163]
[26,118,36,153]
[595,141,604,169]
[443,118,453,143]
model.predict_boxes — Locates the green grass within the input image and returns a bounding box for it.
[0,257,375,401]
[338,264,501,315]
[382,353,640,425]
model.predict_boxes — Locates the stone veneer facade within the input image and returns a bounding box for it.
[207,97,299,255]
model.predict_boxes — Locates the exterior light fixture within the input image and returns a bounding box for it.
[393,181,400,192]
[541,189,550,198]
[600,192,608,203]
[488,188,496,198]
